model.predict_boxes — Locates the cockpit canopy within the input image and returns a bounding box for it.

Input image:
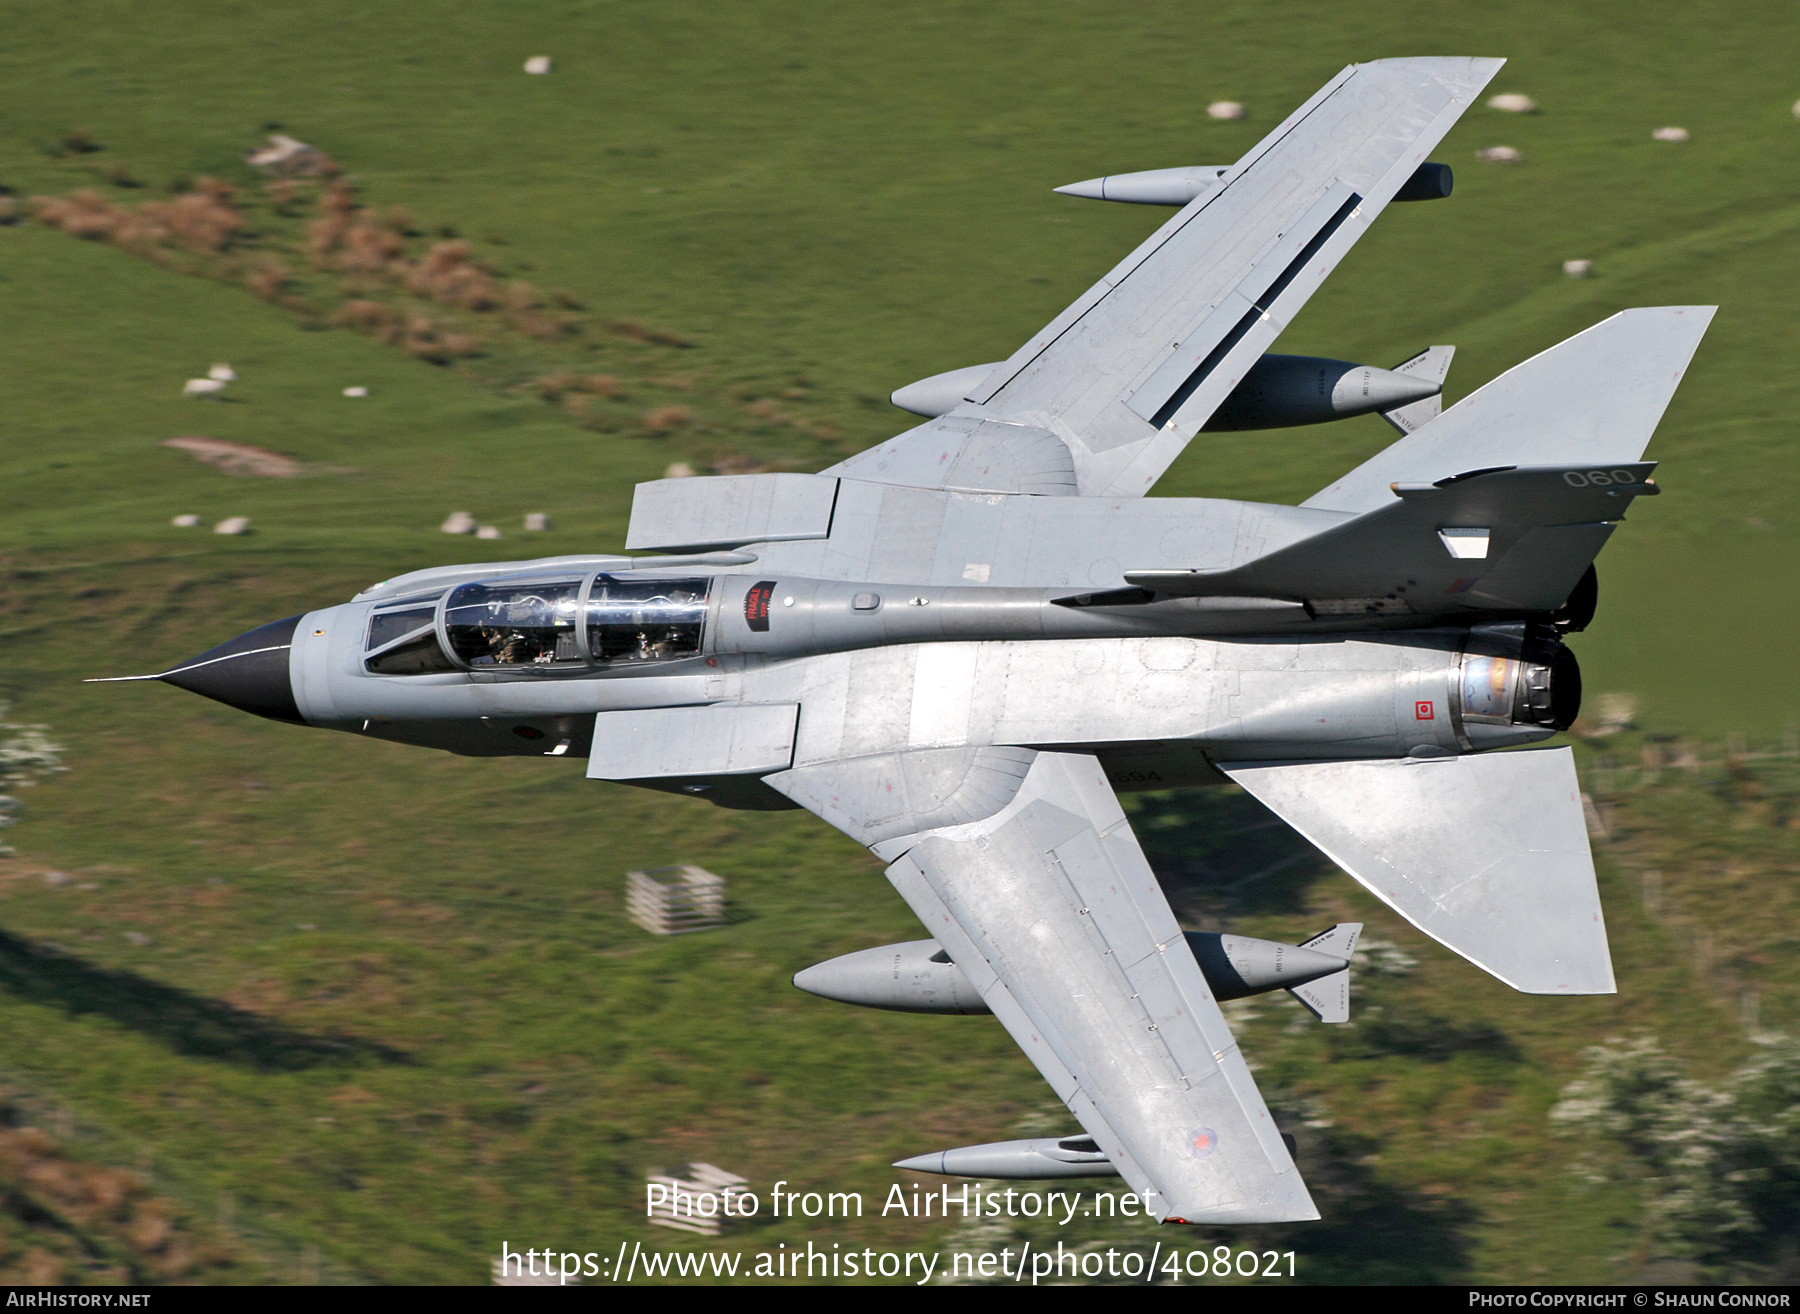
[362,573,710,675]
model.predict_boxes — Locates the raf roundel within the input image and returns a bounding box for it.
[1187,1127,1220,1160]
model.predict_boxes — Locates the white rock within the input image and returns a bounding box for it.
[183,377,227,398]
[524,55,552,75]
[214,516,251,536]
[1206,100,1246,121]
[171,514,201,528]
[476,525,503,540]
[246,134,314,168]
[1487,93,1537,113]
[440,511,477,535]
[1792,99,1800,121]
[1476,145,1522,163]
[1562,259,1593,278]
[342,385,369,398]
[523,512,551,532]
[1651,126,1690,143]
[207,363,237,382]
[663,461,696,479]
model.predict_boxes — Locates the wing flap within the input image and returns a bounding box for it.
[1218,748,1614,994]
[1124,182,1361,425]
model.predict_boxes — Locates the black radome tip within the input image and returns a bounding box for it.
[156,615,305,724]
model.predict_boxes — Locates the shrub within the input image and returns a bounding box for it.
[144,187,242,253]
[30,190,122,241]
[242,259,291,303]
[1551,1033,1800,1277]
[331,299,403,343]
[642,404,692,433]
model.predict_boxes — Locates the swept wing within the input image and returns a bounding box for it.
[827,57,1503,498]
[769,747,1319,1223]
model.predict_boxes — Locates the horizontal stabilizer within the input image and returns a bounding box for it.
[1307,306,1714,513]
[1380,345,1455,434]
[1218,748,1613,994]
[1127,462,1655,617]
[1287,923,1362,1023]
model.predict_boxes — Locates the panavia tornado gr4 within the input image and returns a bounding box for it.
[108,57,1712,1223]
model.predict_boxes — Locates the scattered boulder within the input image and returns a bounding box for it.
[1582,692,1639,738]
[244,134,333,176]
[213,516,251,536]
[182,377,227,398]
[663,461,696,479]
[1651,126,1690,143]
[1206,100,1246,121]
[207,363,236,382]
[1562,258,1592,278]
[171,514,201,528]
[1487,92,1538,113]
[524,56,553,75]
[476,525,502,540]
[523,512,551,532]
[440,511,477,535]
[342,385,369,398]
[1476,145,1522,163]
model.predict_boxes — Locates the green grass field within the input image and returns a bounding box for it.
[0,0,1797,1284]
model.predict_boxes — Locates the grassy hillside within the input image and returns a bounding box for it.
[0,0,1796,1284]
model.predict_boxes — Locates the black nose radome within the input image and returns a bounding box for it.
[160,615,305,724]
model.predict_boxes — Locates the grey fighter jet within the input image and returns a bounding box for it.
[106,57,1713,1224]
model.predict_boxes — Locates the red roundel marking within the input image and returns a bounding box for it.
[1415,701,1435,720]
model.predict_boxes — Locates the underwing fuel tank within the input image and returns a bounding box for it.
[1052,160,1453,207]
[792,940,986,1015]
[892,351,1448,431]
[1199,352,1442,431]
[796,928,1357,1020]
[893,1135,1116,1180]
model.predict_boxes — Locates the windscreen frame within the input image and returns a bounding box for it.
[362,592,458,676]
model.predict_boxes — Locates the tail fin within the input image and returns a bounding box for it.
[1287,923,1362,1022]
[1307,307,1714,513]
[1379,345,1454,434]
[1126,461,1656,616]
